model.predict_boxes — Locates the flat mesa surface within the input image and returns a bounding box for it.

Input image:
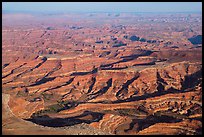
[2,12,202,135]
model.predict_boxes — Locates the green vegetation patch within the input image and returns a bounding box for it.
[114,108,148,117]
[32,100,75,117]
[41,92,53,101]
[154,110,187,119]
[16,89,28,97]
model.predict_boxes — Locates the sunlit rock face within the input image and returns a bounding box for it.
[2,12,202,135]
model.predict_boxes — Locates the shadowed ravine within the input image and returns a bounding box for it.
[2,11,202,135]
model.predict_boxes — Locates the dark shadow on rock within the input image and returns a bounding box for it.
[88,78,112,100]
[87,77,96,93]
[25,111,104,127]
[116,74,140,99]
[124,115,182,133]
[100,50,153,69]
[30,77,56,86]
[113,69,202,104]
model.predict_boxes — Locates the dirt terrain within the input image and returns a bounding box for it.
[2,93,110,135]
[2,12,202,135]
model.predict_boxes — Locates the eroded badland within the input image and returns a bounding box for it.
[2,12,202,135]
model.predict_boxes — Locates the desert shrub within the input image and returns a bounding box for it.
[47,104,64,113]
[114,108,136,116]
[16,89,28,97]
[114,108,148,117]
[41,93,53,101]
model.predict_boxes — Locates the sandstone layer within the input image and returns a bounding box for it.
[2,12,202,135]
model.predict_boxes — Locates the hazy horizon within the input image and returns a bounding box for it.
[2,2,202,14]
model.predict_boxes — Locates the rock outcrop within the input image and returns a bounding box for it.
[2,12,202,135]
